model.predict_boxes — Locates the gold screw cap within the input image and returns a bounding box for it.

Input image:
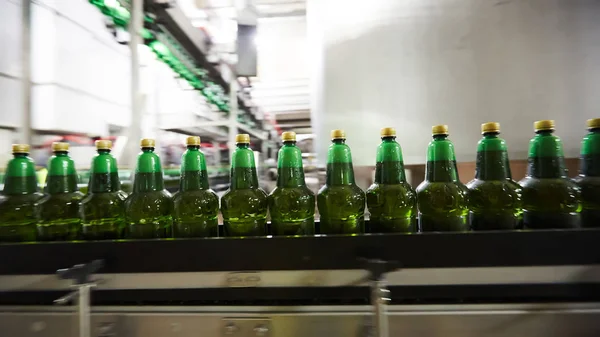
[282,131,296,142]
[140,138,156,148]
[52,142,69,152]
[587,118,600,129]
[95,140,112,150]
[481,122,500,134]
[12,144,30,154]
[186,136,201,146]
[432,125,449,135]
[380,127,396,137]
[331,129,346,140]
[534,120,555,132]
[235,134,250,144]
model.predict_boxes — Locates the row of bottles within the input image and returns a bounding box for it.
[1,119,599,242]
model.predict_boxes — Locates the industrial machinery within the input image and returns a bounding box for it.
[1,228,600,337]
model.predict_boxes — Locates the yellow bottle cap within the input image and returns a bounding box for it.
[481,122,500,134]
[186,136,201,146]
[331,129,346,140]
[12,144,30,154]
[587,118,600,129]
[235,134,250,144]
[534,120,555,132]
[380,127,396,137]
[282,131,296,142]
[432,125,449,135]
[140,138,156,148]
[95,139,112,150]
[52,142,69,152]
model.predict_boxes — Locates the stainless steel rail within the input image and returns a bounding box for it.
[2,303,600,337]
[1,265,598,291]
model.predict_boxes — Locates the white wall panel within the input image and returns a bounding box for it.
[0,0,212,140]
[0,0,23,129]
[0,0,23,78]
[309,0,600,165]
[30,0,131,134]
[258,17,308,82]
[0,76,23,128]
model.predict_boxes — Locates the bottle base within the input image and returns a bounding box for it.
[319,217,365,235]
[173,219,219,238]
[270,218,315,236]
[82,223,123,240]
[469,212,520,231]
[419,214,468,232]
[582,209,600,228]
[37,221,80,241]
[369,217,416,233]
[522,211,581,229]
[0,223,37,242]
[124,222,172,239]
[223,219,267,237]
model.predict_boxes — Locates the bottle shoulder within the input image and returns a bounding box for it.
[269,186,315,198]
[125,190,173,206]
[173,189,218,202]
[366,182,415,195]
[466,178,522,191]
[519,176,580,189]
[0,192,43,207]
[416,180,468,194]
[317,184,365,201]
[38,191,83,204]
[574,175,600,185]
[81,191,126,205]
[222,188,268,202]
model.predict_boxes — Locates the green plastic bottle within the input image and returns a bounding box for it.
[172,136,219,237]
[268,131,315,236]
[124,138,173,238]
[36,142,84,241]
[0,144,44,242]
[221,134,268,236]
[416,125,469,231]
[366,127,417,233]
[575,118,600,227]
[318,129,365,234]
[520,120,582,229]
[79,140,126,240]
[466,122,522,230]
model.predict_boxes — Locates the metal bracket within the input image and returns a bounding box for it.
[361,258,399,337]
[55,259,104,337]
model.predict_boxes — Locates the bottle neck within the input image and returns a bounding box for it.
[89,150,121,193]
[374,137,406,184]
[3,153,38,195]
[425,135,459,182]
[180,145,209,191]
[230,143,259,190]
[46,151,78,194]
[133,147,164,192]
[474,132,512,180]
[277,141,306,188]
[326,139,356,186]
[580,128,600,177]
[527,130,567,179]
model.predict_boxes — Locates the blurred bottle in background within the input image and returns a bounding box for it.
[0,144,44,242]
[37,142,84,241]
